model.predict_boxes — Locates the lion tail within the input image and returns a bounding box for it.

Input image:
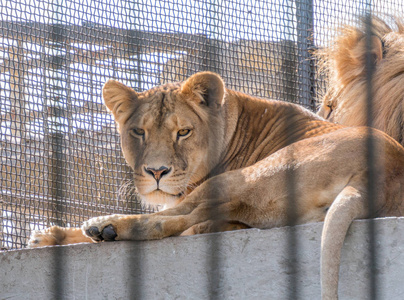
[320,184,367,300]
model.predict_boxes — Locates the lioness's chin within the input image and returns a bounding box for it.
[140,190,183,210]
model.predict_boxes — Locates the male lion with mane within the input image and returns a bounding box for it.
[29,72,404,299]
[317,16,404,146]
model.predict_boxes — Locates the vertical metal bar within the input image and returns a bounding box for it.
[280,40,297,103]
[364,13,377,300]
[286,2,314,297]
[203,1,224,299]
[296,0,315,110]
[0,202,3,249]
[64,37,73,226]
[126,2,144,299]
[285,131,298,300]
[281,0,297,105]
[284,3,314,298]
[49,23,67,299]
[283,2,299,299]
[45,0,68,294]
[48,24,67,227]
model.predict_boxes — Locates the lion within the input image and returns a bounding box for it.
[317,16,404,146]
[29,72,404,299]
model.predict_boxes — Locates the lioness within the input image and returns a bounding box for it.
[317,16,404,146]
[29,72,404,299]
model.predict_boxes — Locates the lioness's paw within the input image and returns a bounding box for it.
[28,226,93,248]
[28,226,61,248]
[82,215,122,242]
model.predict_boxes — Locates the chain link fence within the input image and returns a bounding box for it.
[1,0,403,250]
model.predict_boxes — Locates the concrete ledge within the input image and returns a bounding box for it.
[1,217,404,299]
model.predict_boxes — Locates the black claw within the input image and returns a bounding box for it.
[86,226,102,239]
[102,224,117,241]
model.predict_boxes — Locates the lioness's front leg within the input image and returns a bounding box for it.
[83,169,282,241]
[82,186,236,241]
[182,220,250,236]
[82,212,200,241]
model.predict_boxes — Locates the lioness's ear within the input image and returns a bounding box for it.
[103,80,138,125]
[181,72,225,109]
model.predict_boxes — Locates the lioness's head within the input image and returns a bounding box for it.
[103,72,228,208]
[316,16,404,145]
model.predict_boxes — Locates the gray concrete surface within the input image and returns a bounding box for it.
[1,217,404,299]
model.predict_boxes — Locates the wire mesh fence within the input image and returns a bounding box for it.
[0,0,403,256]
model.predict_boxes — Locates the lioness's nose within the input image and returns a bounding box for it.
[144,166,171,182]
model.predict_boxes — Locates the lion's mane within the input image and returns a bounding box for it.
[317,16,404,146]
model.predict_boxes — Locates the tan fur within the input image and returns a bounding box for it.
[28,226,94,247]
[317,16,404,146]
[29,72,404,299]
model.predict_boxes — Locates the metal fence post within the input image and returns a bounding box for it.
[364,12,378,300]
[296,0,315,110]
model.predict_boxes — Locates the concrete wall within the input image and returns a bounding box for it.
[1,217,404,299]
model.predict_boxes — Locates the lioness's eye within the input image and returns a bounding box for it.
[132,128,145,136]
[177,129,191,137]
